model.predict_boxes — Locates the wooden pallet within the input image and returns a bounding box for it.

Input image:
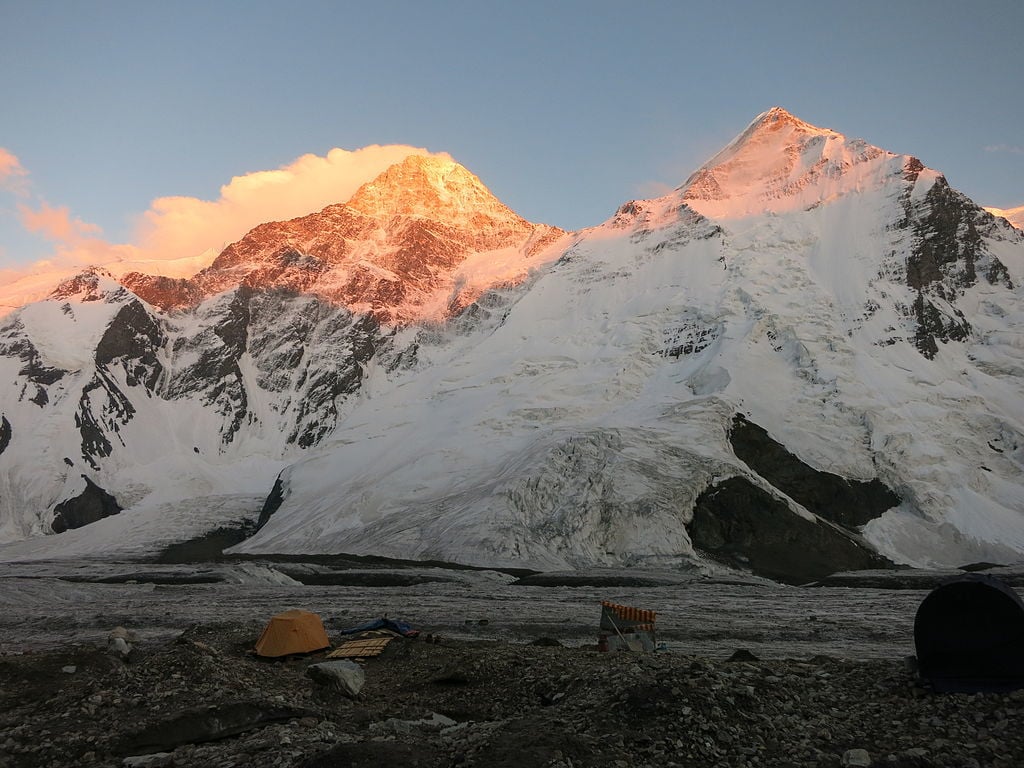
[326,636,394,659]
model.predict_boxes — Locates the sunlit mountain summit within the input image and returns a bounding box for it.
[1,109,1021,584]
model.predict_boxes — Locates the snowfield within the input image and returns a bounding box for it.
[0,109,1022,577]
[231,109,1024,570]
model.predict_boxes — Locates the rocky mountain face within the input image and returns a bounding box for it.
[986,205,1024,231]
[232,109,1024,577]
[120,155,563,323]
[0,109,1022,582]
[0,158,564,543]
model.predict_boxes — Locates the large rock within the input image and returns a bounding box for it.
[688,476,892,584]
[729,415,899,530]
[306,660,365,698]
[51,476,122,534]
[118,701,309,756]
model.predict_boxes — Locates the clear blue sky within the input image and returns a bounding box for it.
[1,0,1022,270]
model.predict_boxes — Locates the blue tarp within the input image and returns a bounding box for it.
[338,617,420,637]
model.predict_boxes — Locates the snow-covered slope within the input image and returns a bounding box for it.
[1,109,1022,580]
[235,108,1024,574]
[0,157,566,548]
[986,205,1024,232]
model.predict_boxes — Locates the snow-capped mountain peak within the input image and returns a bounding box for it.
[680,106,933,220]
[986,205,1024,231]
[121,154,564,323]
[346,154,521,223]
[1,112,1022,583]
[47,267,126,304]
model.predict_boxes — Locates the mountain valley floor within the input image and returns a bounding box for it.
[1,560,1022,767]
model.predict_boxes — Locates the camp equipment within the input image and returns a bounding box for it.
[599,601,657,652]
[254,609,330,658]
[914,574,1024,692]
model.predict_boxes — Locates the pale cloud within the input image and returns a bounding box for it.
[20,201,103,243]
[0,147,28,194]
[12,200,135,285]
[130,145,444,271]
[4,144,443,283]
[983,144,1024,155]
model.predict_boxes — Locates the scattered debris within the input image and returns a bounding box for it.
[118,701,312,756]
[297,741,444,768]
[841,747,872,766]
[370,711,459,736]
[122,753,172,767]
[175,636,220,656]
[3,624,1024,767]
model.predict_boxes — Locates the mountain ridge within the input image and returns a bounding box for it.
[120,153,564,323]
[0,109,1022,582]
[986,205,1024,231]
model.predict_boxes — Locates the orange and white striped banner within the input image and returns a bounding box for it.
[600,600,657,624]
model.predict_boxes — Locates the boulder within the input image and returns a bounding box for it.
[306,660,365,698]
[841,748,871,767]
[107,627,136,659]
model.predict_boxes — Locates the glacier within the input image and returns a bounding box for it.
[0,109,1021,581]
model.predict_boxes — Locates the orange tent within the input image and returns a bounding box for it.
[254,609,330,658]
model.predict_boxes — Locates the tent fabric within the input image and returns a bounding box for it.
[254,609,331,658]
[914,574,1024,693]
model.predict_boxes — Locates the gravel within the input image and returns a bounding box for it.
[3,560,1023,766]
[1,622,1022,768]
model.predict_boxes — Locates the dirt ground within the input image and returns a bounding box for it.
[2,621,1023,768]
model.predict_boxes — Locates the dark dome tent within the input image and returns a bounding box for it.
[914,574,1024,693]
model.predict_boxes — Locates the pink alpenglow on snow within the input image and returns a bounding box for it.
[985,205,1024,231]
[0,145,453,314]
[679,107,939,220]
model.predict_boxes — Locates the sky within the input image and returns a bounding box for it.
[1,0,1022,278]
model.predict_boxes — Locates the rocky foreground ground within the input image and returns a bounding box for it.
[1,622,1021,768]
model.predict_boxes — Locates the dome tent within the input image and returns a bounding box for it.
[914,574,1024,693]
[254,609,330,658]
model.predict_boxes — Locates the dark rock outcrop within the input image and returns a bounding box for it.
[902,175,1014,358]
[94,299,164,390]
[907,178,983,291]
[75,370,137,469]
[688,476,892,584]
[0,327,65,392]
[120,272,204,310]
[118,701,312,756]
[51,476,123,534]
[729,415,899,529]
[255,473,286,531]
[156,520,260,564]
